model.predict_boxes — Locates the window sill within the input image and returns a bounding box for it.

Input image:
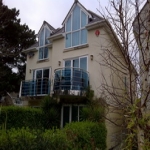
[64,44,89,52]
[37,58,49,63]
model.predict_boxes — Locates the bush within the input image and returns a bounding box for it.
[64,121,107,150]
[0,106,43,129]
[0,121,107,150]
[41,96,61,129]
[81,105,104,122]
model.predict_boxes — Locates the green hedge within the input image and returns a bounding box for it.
[0,105,60,129]
[0,106,43,129]
[0,121,107,150]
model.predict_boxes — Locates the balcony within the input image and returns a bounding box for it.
[53,67,89,96]
[20,78,51,97]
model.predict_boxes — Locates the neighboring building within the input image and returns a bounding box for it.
[133,1,150,109]
[20,0,131,149]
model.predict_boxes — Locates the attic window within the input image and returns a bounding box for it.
[65,5,88,48]
[39,27,50,60]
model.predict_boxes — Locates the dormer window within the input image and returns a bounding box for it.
[65,5,88,48]
[39,27,50,60]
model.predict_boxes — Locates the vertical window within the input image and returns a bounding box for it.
[65,5,88,48]
[34,68,50,95]
[39,27,50,60]
[62,105,84,127]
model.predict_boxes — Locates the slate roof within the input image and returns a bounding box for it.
[87,10,104,24]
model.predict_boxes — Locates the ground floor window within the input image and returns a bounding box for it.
[61,105,84,127]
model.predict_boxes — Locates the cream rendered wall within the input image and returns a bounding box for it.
[24,25,128,149]
[50,27,110,97]
[25,47,52,80]
[50,27,127,149]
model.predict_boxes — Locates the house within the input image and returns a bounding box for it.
[20,0,131,149]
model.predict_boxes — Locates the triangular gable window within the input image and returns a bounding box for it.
[65,5,88,48]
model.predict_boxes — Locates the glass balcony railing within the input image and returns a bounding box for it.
[21,78,50,96]
[54,67,89,94]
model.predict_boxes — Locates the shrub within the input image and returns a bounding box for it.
[0,121,107,150]
[64,121,107,150]
[81,105,104,122]
[0,106,43,129]
[41,96,61,129]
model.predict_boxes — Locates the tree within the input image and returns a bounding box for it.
[96,0,150,149]
[0,0,36,94]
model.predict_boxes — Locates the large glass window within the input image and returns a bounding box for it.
[34,68,50,95]
[62,105,84,127]
[64,56,88,90]
[65,5,87,48]
[39,27,50,60]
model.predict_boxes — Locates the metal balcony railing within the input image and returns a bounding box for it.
[20,78,50,96]
[54,67,89,94]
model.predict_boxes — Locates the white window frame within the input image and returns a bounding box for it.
[63,55,88,71]
[61,104,85,128]
[65,5,88,49]
[33,67,51,96]
[38,26,50,60]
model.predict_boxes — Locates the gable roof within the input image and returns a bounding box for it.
[62,0,92,25]
[37,20,56,37]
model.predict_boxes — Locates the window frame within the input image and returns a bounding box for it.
[38,26,50,60]
[61,104,85,128]
[65,5,88,49]
[32,68,51,96]
[63,55,88,71]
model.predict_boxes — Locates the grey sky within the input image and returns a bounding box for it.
[3,0,109,33]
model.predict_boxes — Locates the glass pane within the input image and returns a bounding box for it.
[44,47,48,59]
[39,28,44,46]
[45,28,50,44]
[43,69,49,78]
[81,29,87,44]
[36,70,42,79]
[79,106,84,121]
[80,57,87,71]
[65,33,71,48]
[73,59,79,68]
[82,71,88,89]
[54,70,61,90]
[39,48,43,59]
[72,31,80,46]
[81,11,87,27]
[72,69,81,90]
[66,16,71,32]
[72,5,80,31]
[72,106,78,122]
[63,106,70,127]
[36,70,42,95]
[65,60,71,67]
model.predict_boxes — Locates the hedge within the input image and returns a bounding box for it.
[0,121,107,150]
[0,106,43,129]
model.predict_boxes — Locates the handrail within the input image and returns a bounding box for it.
[54,67,89,75]
[54,67,89,92]
[21,78,51,96]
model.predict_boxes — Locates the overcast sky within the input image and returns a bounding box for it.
[3,0,109,33]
